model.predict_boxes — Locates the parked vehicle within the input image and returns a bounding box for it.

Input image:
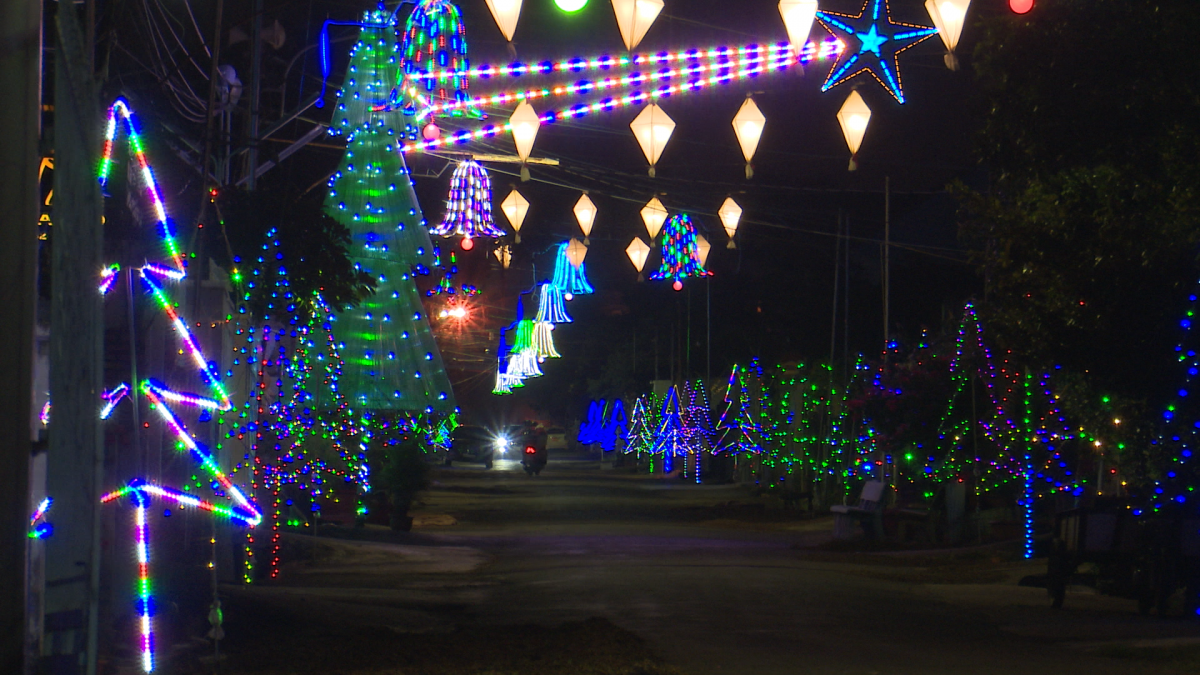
[545,426,569,452]
[445,425,497,469]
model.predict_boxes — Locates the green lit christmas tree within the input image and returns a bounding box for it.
[324,9,455,414]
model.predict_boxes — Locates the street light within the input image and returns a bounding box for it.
[836,90,871,171]
[611,0,663,51]
[641,196,668,243]
[500,189,529,243]
[485,0,522,42]
[718,197,742,249]
[573,193,597,244]
[925,0,971,71]
[509,101,540,180]
[778,0,819,56]
[630,103,675,177]
[626,237,651,281]
[732,97,766,179]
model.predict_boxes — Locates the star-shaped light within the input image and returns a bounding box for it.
[816,0,938,104]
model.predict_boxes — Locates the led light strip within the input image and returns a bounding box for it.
[99,264,121,294]
[399,54,797,155]
[100,99,185,274]
[132,488,154,673]
[143,379,224,411]
[101,382,131,420]
[408,39,842,83]
[142,385,260,520]
[102,483,261,526]
[140,271,233,411]
[411,50,795,120]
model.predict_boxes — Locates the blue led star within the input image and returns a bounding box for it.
[816,0,938,104]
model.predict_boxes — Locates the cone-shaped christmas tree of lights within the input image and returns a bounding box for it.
[650,213,712,290]
[325,12,455,413]
[400,0,485,120]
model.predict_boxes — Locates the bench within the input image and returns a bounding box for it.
[831,480,885,540]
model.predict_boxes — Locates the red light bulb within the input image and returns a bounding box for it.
[460,237,474,251]
[1009,0,1033,13]
[672,280,683,291]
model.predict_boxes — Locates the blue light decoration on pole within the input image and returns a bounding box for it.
[815,0,939,104]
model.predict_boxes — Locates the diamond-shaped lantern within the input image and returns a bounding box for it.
[696,234,712,269]
[925,0,971,71]
[566,238,588,268]
[641,196,668,242]
[836,90,871,171]
[732,97,766,179]
[630,103,675,177]
[573,193,597,245]
[778,1,819,56]
[718,197,742,249]
[626,237,651,281]
[500,189,529,243]
[510,101,541,180]
[485,0,522,42]
[611,0,663,51]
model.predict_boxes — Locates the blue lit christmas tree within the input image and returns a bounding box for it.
[324,10,455,414]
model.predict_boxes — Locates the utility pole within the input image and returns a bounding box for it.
[0,1,41,673]
[246,0,264,190]
[45,4,105,674]
[883,176,890,357]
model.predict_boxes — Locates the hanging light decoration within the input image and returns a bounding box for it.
[566,238,588,269]
[718,197,742,249]
[509,101,540,180]
[696,234,712,268]
[925,0,971,71]
[611,0,663,51]
[630,103,675,177]
[836,89,871,171]
[493,245,512,269]
[485,0,522,42]
[573,193,597,244]
[641,196,668,243]
[552,240,594,297]
[778,0,819,56]
[532,322,561,359]
[626,237,651,281]
[430,159,505,247]
[535,283,573,324]
[732,97,766,179]
[500,189,529,243]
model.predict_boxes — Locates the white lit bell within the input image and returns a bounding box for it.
[718,197,742,249]
[626,237,651,281]
[925,0,971,71]
[509,102,540,180]
[485,0,522,42]
[611,0,663,51]
[630,103,675,177]
[641,196,668,243]
[573,193,597,245]
[732,97,766,179]
[778,1,819,56]
[836,90,871,171]
[500,189,529,243]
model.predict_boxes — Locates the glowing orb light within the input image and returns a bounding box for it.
[555,0,587,12]
[461,237,475,251]
[1008,0,1033,13]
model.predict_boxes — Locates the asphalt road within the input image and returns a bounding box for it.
[263,451,1200,675]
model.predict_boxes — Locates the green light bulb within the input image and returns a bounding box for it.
[555,0,587,11]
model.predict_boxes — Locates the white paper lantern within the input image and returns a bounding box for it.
[696,234,711,268]
[630,103,675,177]
[732,97,766,179]
[925,0,971,70]
[573,193,597,244]
[493,245,512,269]
[641,196,668,242]
[836,90,871,171]
[500,189,529,243]
[626,237,651,280]
[718,197,743,249]
[611,0,663,51]
[485,0,522,42]
[566,238,588,268]
[510,101,540,179]
[778,0,819,55]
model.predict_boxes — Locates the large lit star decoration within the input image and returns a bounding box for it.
[816,0,938,104]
